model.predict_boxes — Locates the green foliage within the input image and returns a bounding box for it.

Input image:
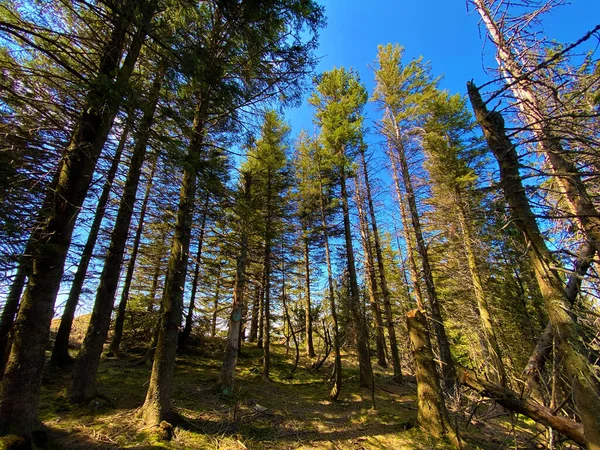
[309,67,367,161]
[372,43,440,129]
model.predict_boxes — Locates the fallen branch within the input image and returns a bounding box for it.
[458,368,585,446]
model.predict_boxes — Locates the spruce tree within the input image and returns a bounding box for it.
[309,67,374,390]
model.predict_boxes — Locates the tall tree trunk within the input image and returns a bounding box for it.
[262,175,273,381]
[108,153,159,357]
[475,0,600,401]
[469,81,600,449]
[220,173,252,394]
[51,115,131,367]
[355,180,387,368]
[211,263,223,338]
[179,194,210,349]
[257,267,265,350]
[0,251,30,377]
[239,287,248,351]
[0,4,154,436]
[140,95,208,426]
[389,132,457,393]
[69,71,162,403]
[455,191,506,386]
[318,172,342,400]
[361,149,403,381]
[339,163,373,389]
[248,283,261,343]
[301,219,315,358]
[388,147,424,309]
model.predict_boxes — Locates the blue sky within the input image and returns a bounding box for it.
[286,0,600,135]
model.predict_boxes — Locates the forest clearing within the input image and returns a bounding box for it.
[1,0,600,449]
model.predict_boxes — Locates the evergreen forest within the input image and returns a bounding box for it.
[0,0,599,448]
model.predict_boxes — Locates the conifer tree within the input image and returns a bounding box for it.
[309,67,374,389]
[245,111,291,381]
[220,172,254,394]
[139,0,323,425]
[422,90,506,385]
[0,0,156,436]
[373,44,457,392]
[69,65,165,402]
[358,146,403,381]
[469,80,600,450]
[49,114,132,368]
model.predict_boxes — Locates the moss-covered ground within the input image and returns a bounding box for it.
[22,336,552,450]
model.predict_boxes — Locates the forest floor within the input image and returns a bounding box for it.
[28,326,552,449]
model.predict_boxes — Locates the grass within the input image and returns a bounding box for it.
[28,335,554,450]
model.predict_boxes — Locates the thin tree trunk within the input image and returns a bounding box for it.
[257,268,265,350]
[361,149,403,381]
[220,173,251,394]
[283,293,300,377]
[318,172,342,400]
[339,163,373,389]
[302,219,315,358]
[0,4,153,435]
[140,94,208,425]
[51,115,132,367]
[389,147,425,309]
[280,237,299,377]
[69,71,162,403]
[108,153,159,356]
[211,263,223,338]
[248,283,261,343]
[355,179,387,368]
[179,194,210,349]
[455,191,506,386]
[469,81,600,449]
[389,132,457,393]
[262,175,273,381]
[238,286,248,352]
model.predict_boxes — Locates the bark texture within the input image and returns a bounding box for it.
[220,174,251,394]
[406,309,456,443]
[51,116,131,367]
[70,71,161,403]
[469,81,600,450]
[361,149,402,381]
[340,164,373,389]
[108,153,158,356]
[0,4,153,435]
[459,368,586,446]
[391,135,456,392]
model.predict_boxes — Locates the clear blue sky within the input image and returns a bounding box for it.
[286,0,600,135]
